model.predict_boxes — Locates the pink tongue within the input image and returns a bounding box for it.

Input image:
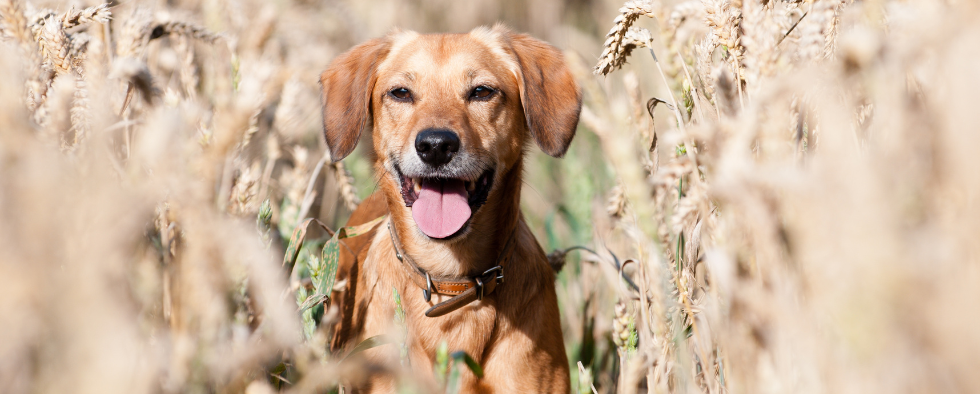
[411,179,472,239]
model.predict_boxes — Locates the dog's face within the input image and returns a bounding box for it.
[321,26,580,240]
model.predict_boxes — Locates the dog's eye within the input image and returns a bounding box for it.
[469,86,496,100]
[389,88,412,101]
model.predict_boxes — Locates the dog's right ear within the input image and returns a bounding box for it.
[320,38,391,162]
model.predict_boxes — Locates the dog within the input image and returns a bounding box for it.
[321,25,581,393]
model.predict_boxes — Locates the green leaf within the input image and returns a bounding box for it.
[393,288,408,367]
[278,195,300,237]
[296,239,325,281]
[287,216,387,343]
[297,287,316,340]
[308,215,387,310]
[577,361,596,394]
[283,218,316,276]
[298,293,327,313]
[446,351,483,394]
[337,215,386,239]
[435,341,449,384]
[393,287,406,325]
[257,199,273,230]
[449,351,483,378]
[626,317,638,357]
[316,235,341,296]
[269,361,288,390]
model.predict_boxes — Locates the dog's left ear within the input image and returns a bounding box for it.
[320,38,391,162]
[507,32,582,158]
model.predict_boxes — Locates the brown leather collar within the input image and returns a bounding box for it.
[387,221,515,318]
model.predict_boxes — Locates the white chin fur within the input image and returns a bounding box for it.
[398,148,487,181]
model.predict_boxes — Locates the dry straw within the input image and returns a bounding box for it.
[585,0,980,393]
[594,1,656,76]
[1,0,980,393]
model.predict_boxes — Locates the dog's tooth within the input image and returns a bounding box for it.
[413,178,421,193]
[466,181,476,192]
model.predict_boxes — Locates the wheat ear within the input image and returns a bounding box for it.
[61,4,110,30]
[595,1,656,76]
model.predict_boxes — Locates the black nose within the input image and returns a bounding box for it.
[415,129,460,167]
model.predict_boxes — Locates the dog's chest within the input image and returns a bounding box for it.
[404,292,498,361]
[360,235,500,363]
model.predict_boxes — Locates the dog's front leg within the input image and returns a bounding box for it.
[478,291,570,393]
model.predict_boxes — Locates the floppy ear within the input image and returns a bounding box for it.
[507,32,582,158]
[320,38,391,162]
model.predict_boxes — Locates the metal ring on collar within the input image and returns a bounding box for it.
[423,272,433,302]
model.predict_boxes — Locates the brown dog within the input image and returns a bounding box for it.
[321,25,581,393]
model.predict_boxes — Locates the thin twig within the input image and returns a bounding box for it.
[776,10,809,47]
[652,47,701,180]
[677,53,706,124]
[296,151,330,222]
[564,245,641,291]
[103,119,141,133]
[648,49,687,133]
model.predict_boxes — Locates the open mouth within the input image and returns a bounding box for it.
[395,165,494,239]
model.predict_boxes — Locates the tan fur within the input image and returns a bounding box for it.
[323,25,580,393]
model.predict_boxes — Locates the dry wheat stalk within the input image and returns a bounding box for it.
[23,6,101,142]
[2,0,52,114]
[822,0,846,59]
[39,74,73,142]
[607,183,629,219]
[67,31,89,60]
[111,57,157,106]
[280,146,311,231]
[30,10,73,74]
[68,74,88,147]
[116,7,152,59]
[795,0,838,62]
[739,0,783,89]
[7,0,980,393]
[0,0,34,49]
[667,1,706,33]
[175,35,198,100]
[229,163,261,216]
[61,4,110,30]
[702,0,741,52]
[239,106,261,150]
[274,77,321,142]
[661,5,700,83]
[241,4,277,54]
[117,9,220,61]
[154,19,221,44]
[623,27,655,53]
[694,33,718,101]
[595,0,656,76]
[703,0,744,105]
[332,161,360,211]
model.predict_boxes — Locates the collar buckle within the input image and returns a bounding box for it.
[475,277,485,301]
[475,265,504,301]
[482,265,504,284]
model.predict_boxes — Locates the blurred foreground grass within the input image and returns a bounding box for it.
[3,0,980,393]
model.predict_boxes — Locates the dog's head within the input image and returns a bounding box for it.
[321,25,580,240]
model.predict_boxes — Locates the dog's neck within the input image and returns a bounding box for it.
[387,161,524,278]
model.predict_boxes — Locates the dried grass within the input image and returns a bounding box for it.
[1,0,979,393]
[585,0,980,393]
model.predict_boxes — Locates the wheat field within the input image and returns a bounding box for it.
[1,0,979,393]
